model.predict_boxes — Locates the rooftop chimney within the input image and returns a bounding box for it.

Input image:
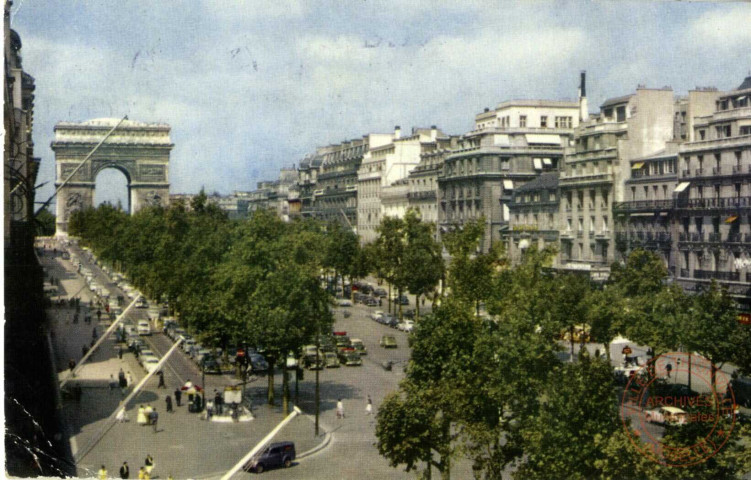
[579,70,589,122]
[394,125,401,139]
[484,107,490,112]
[430,125,437,141]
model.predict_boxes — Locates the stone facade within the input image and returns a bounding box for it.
[440,100,579,251]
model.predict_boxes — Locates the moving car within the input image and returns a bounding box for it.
[646,406,688,425]
[248,353,269,373]
[380,335,397,348]
[243,441,296,474]
[340,349,362,366]
[142,357,160,374]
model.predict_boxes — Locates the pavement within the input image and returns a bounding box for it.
[39,240,330,479]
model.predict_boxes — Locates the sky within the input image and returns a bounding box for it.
[11,0,751,211]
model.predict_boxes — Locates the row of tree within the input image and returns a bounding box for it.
[375,222,751,479]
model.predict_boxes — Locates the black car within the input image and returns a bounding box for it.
[201,357,223,374]
[374,288,387,298]
[364,296,379,307]
[243,441,296,473]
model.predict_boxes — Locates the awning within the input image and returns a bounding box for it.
[526,134,561,145]
[674,182,690,193]
[533,158,543,170]
[725,215,739,224]
[543,158,553,166]
[503,180,514,190]
[631,162,645,170]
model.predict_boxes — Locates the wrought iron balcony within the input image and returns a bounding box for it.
[613,199,674,213]
[675,196,751,210]
[694,270,740,281]
[728,233,743,243]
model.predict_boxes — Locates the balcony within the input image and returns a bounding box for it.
[712,167,721,175]
[695,168,704,176]
[560,230,574,240]
[694,270,740,281]
[675,196,751,210]
[407,190,437,200]
[613,199,674,213]
[728,233,743,243]
[594,231,610,240]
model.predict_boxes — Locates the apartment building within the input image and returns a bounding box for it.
[357,127,439,243]
[407,133,460,236]
[309,138,367,227]
[506,172,561,262]
[440,100,579,251]
[673,77,751,309]
[557,87,676,280]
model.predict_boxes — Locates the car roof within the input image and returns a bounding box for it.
[662,406,687,414]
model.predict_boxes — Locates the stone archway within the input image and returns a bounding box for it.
[52,118,174,235]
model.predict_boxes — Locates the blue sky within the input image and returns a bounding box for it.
[12,0,751,210]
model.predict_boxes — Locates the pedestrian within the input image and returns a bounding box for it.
[118,346,123,360]
[336,398,344,419]
[157,371,166,389]
[92,327,98,340]
[138,467,145,480]
[174,388,182,407]
[73,312,79,323]
[109,375,117,392]
[666,363,673,378]
[97,309,102,321]
[144,454,154,475]
[116,408,128,423]
[150,408,159,433]
[119,462,130,479]
[127,371,134,388]
[215,390,223,415]
[82,345,89,357]
[206,399,214,420]
[165,395,173,413]
[68,359,76,373]
[366,396,373,415]
[98,465,107,480]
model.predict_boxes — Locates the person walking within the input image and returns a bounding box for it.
[214,390,223,415]
[150,408,159,433]
[174,388,182,407]
[127,372,134,389]
[98,465,107,480]
[68,359,76,374]
[118,346,123,360]
[165,394,173,413]
[119,462,130,479]
[137,467,146,480]
[109,375,117,392]
[144,455,154,476]
[157,371,166,389]
[366,396,373,415]
[336,399,344,419]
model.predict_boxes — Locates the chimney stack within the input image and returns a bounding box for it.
[430,125,437,141]
[579,70,589,122]
[394,125,401,139]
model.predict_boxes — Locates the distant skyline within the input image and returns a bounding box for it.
[12,1,751,210]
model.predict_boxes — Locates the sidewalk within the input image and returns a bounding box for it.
[40,243,328,479]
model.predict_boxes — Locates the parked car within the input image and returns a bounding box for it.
[398,320,415,332]
[383,315,399,328]
[181,337,196,353]
[380,335,397,348]
[137,320,151,336]
[243,441,296,473]
[341,349,362,366]
[142,357,160,374]
[364,296,379,307]
[324,352,340,368]
[351,338,367,355]
[337,298,353,307]
[201,356,223,374]
[370,311,384,322]
[286,353,298,369]
[303,353,324,370]
[374,288,387,298]
[396,295,409,305]
[135,297,149,308]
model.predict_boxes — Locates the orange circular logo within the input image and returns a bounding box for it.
[620,352,736,467]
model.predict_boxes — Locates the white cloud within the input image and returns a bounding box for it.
[686,4,751,50]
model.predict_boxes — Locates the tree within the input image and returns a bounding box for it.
[547,273,591,360]
[373,216,407,315]
[34,207,56,236]
[402,210,443,318]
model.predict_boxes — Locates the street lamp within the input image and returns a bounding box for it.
[315,327,320,436]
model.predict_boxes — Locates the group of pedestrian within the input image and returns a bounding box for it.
[136,405,159,433]
[336,396,374,420]
[102,455,169,480]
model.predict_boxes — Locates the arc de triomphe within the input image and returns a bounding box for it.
[52,118,173,236]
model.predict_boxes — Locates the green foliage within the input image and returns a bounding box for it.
[34,207,56,236]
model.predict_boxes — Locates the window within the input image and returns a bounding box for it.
[603,216,609,231]
[741,126,751,136]
[590,216,595,232]
[716,124,731,138]
[631,187,636,201]
[603,108,613,119]
[567,218,572,231]
[540,116,547,128]
[550,192,556,202]
[697,185,703,199]
[501,158,510,170]
[714,184,721,200]
[555,116,573,128]
[736,183,742,198]
[736,151,743,167]
[519,115,527,127]
[699,129,706,140]
[578,218,583,231]
[616,106,627,122]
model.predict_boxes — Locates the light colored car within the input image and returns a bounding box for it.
[324,352,340,368]
[351,338,367,355]
[286,354,298,369]
[646,406,688,425]
[380,335,397,348]
[370,311,384,322]
[137,320,151,336]
[142,357,160,374]
[181,338,196,353]
[399,320,415,332]
[337,298,352,307]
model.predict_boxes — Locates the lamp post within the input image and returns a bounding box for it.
[315,325,321,436]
